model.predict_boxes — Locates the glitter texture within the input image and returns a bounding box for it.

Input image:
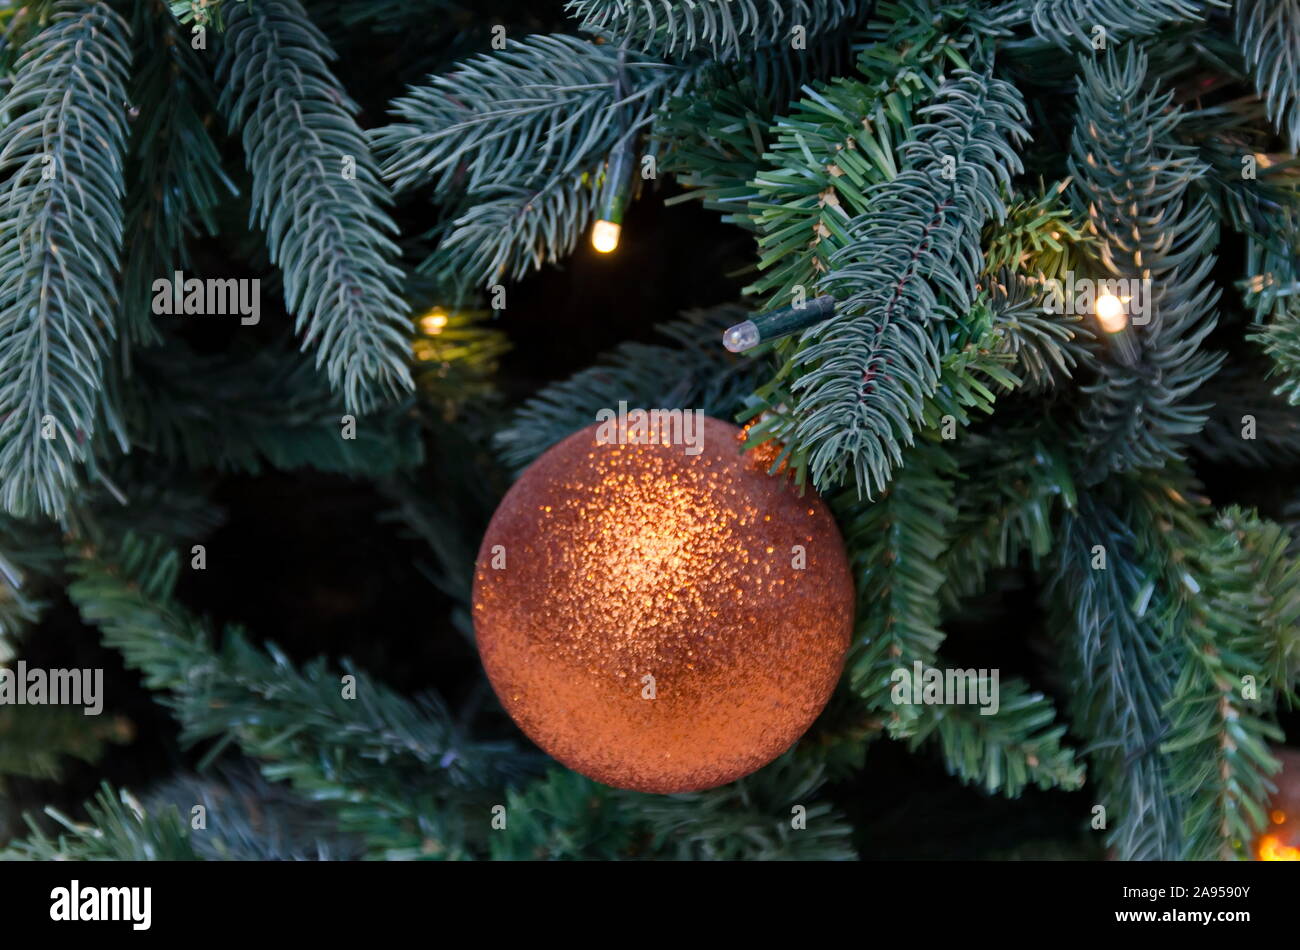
[472,416,853,793]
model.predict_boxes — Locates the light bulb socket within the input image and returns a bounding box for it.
[598,143,637,227]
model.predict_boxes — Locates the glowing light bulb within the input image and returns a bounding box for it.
[1095,291,1128,333]
[420,309,449,335]
[591,219,621,254]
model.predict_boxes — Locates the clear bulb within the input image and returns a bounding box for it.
[722,320,760,353]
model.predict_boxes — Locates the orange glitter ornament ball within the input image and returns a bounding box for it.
[472,415,853,793]
[1257,747,1300,861]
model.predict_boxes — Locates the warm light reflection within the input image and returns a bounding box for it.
[1258,833,1300,861]
[420,309,449,335]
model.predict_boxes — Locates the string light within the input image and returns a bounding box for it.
[591,143,636,254]
[722,295,838,352]
[419,308,449,335]
[591,219,621,254]
[1095,291,1128,332]
[1095,290,1139,365]
[414,307,453,363]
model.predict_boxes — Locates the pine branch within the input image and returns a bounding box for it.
[0,2,133,518]
[656,78,772,226]
[168,0,246,29]
[992,0,1227,48]
[1236,0,1300,154]
[375,34,695,289]
[1052,473,1295,859]
[70,534,521,784]
[1159,520,1282,859]
[1112,476,1286,859]
[744,74,926,308]
[906,679,1085,796]
[1239,178,1300,323]
[1171,81,1294,251]
[0,513,62,660]
[66,531,536,858]
[148,764,364,860]
[939,429,1076,606]
[982,183,1092,286]
[1251,298,1300,405]
[1049,488,1183,859]
[777,70,1030,494]
[377,34,688,196]
[564,0,867,61]
[0,704,128,781]
[488,770,639,860]
[427,175,604,289]
[1219,508,1300,707]
[1068,46,1223,479]
[743,1,982,311]
[118,338,423,477]
[920,322,1022,426]
[494,306,760,473]
[984,269,1095,392]
[496,760,858,860]
[120,0,234,348]
[631,754,856,859]
[651,0,916,226]
[740,316,1020,492]
[2,783,200,861]
[834,438,955,733]
[216,0,413,414]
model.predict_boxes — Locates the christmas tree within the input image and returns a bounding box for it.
[1,0,1299,862]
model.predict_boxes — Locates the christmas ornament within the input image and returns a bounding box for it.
[1258,747,1300,860]
[472,415,853,793]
